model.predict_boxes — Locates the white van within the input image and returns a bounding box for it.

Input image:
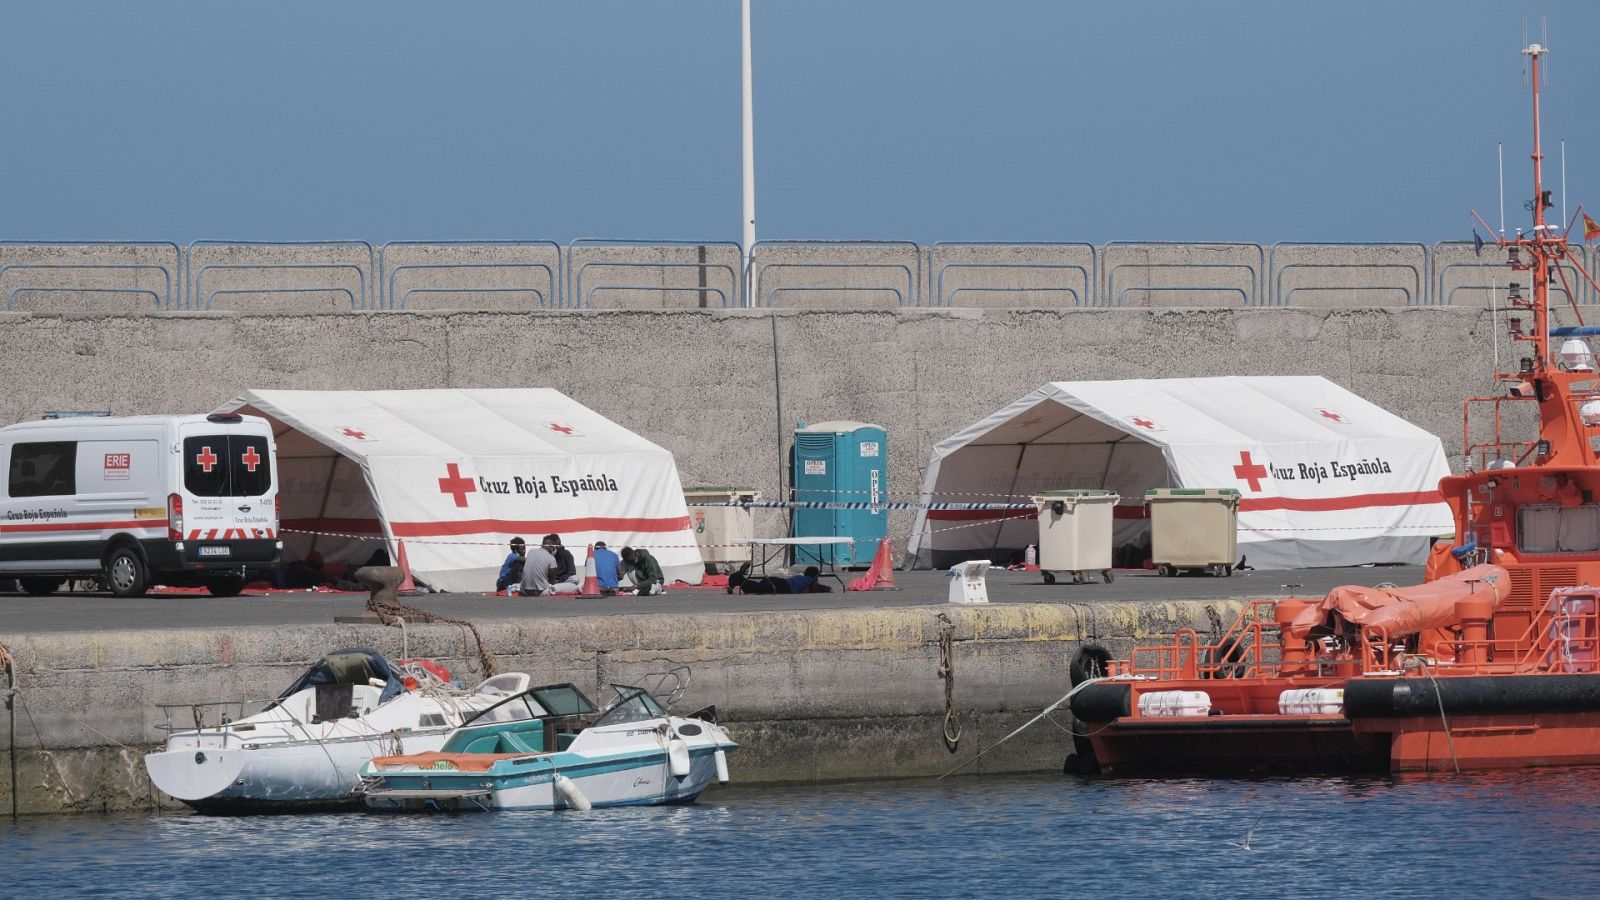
[0,412,281,597]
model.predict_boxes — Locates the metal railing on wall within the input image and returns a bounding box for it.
[1100,241,1265,307]
[379,240,561,310]
[1268,242,1426,306]
[749,239,922,308]
[183,240,376,310]
[11,238,1600,312]
[568,239,742,309]
[929,242,1096,307]
[0,241,180,310]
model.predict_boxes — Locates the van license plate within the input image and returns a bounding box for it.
[199,546,232,557]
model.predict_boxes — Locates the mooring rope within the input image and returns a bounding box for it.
[365,594,500,678]
[936,613,961,752]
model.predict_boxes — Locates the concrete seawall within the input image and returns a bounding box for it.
[0,305,1509,552]
[0,599,1236,815]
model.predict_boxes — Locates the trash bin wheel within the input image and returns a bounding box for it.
[1071,571,1084,585]
[1156,564,1174,577]
[1222,564,1233,577]
[1102,569,1115,584]
[1042,571,1057,585]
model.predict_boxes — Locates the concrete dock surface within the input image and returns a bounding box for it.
[2,564,1422,634]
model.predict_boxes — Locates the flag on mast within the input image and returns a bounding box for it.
[1584,213,1600,243]
[1473,230,1484,256]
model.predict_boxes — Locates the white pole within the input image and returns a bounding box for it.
[1561,139,1567,224]
[741,0,757,307]
[1498,143,1506,236]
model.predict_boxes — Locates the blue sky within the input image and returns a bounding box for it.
[1,1,1596,244]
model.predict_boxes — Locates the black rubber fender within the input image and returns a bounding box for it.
[1345,673,1600,718]
[1069,643,1113,686]
[1068,681,1131,721]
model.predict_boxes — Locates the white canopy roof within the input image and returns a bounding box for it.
[908,377,1454,570]
[216,389,700,591]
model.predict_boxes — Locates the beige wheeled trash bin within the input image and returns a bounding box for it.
[1146,488,1240,577]
[1030,490,1120,585]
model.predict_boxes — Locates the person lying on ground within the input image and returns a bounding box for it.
[728,564,832,595]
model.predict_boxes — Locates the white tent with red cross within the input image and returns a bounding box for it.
[906,376,1454,571]
[213,389,701,592]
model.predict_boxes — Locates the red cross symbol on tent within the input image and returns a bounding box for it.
[438,463,477,508]
[195,446,218,473]
[1131,417,1158,430]
[547,422,575,435]
[1318,409,1344,423]
[240,446,262,473]
[1017,415,1047,428]
[340,426,368,441]
[1233,450,1269,492]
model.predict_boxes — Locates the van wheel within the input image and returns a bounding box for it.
[105,548,148,598]
[19,577,61,596]
[206,574,246,597]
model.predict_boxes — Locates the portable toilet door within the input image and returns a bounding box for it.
[791,421,887,568]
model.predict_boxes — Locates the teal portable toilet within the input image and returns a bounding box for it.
[790,421,887,568]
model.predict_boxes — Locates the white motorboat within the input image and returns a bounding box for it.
[359,679,736,811]
[145,648,529,813]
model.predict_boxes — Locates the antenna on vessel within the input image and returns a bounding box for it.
[1522,18,1529,87]
[1562,139,1567,224]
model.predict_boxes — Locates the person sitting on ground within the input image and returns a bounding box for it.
[619,546,664,596]
[496,537,527,592]
[543,533,581,595]
[517,540,559,597]
[787,565,833,593]
[592,540,621,596]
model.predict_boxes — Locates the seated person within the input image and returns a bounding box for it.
[516,541,559,596]
[619,546,664,596]
[496,537,526,592]
[592,541,621,595]
[542,533,580,595]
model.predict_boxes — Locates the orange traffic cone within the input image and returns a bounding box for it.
[871,537,895,589]
[847,537,896,592]
[579,544,600,597]
[395,539,417,593]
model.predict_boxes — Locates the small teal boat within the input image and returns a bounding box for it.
[359,681,735,811]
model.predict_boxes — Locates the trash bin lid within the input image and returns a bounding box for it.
[1036,489,1117,497]
[1145,488,1241,499]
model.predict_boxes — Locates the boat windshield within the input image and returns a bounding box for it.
[593,685,667,727]
[460,683,597,727]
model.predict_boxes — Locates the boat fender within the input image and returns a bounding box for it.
[1069,644,1113,686]
[1204,637,1248,679]
[553,773,591,812]
[714,748,731,784]
[668,737,692,778]
[1068,681,1132,721]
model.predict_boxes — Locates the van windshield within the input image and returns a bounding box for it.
[183,434,272,497]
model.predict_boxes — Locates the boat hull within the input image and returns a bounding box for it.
[364,746,729,812]
[148,728,456,812]
[1074,673,1600,776]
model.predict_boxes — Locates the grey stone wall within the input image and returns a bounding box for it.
[0,599,1228,814]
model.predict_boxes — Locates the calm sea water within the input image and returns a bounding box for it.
[5,771,1598,898]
